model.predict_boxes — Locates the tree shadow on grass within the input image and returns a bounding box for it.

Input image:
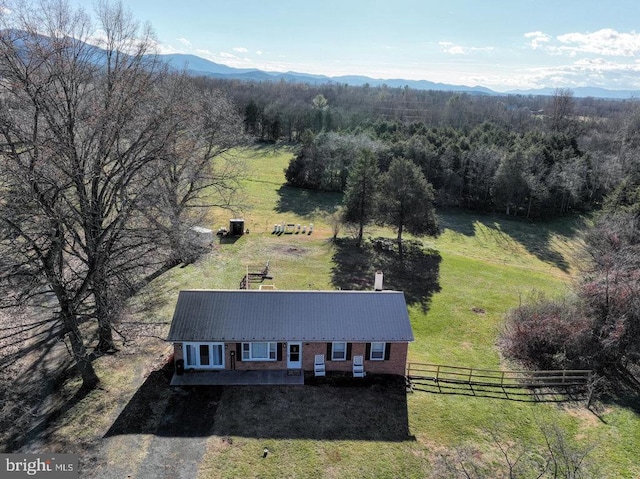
[331,238,441,312]
[275,185,343,217]
[105,365,411,441]
[212,375,412,441]
[439,208,587,274]
[104,363,223,438]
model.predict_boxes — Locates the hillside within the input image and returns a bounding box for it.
[3,145,637,478]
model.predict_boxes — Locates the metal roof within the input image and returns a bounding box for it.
[166,290,414,343]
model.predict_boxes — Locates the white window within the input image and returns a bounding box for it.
[242,342,277,361]
[183,342,224,369]
[332,342,347,361]
[370,342,385,361]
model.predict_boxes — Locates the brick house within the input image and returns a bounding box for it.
[166,289,414,384]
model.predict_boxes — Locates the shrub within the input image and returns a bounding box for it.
[500,294,593,370]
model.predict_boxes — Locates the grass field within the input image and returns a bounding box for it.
[31,145,640,478]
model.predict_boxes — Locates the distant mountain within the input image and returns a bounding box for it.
[160,53,496,96]
[506,86,639,100]
[4,29,638,100]
[161,53,640,99]
[159,53,259,76]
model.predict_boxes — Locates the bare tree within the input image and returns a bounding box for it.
[0,0,244,386]
[549,88,575,133]
[431,424,598,479]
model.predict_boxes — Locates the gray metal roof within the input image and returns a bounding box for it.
[166,290,414,342]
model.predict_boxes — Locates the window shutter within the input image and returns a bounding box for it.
[277,343,283,361]
[326,342,332,361]
[365,343,371,360]
[236,342,242,361]
[346,343,352,360]
[384,343,391,360]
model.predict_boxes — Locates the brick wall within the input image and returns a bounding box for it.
[174,343,183,360]
[226,342,287,371]
[173,341,408,376]
[302,342,408,376]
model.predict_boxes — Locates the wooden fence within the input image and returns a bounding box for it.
[406,363,592,401]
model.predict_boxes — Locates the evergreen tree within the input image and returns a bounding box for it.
[378,157,439,257]
[343,149,381,245]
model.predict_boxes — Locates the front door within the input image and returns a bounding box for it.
[287,342,302,369]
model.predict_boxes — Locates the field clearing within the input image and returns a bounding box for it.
[8,145,639,478]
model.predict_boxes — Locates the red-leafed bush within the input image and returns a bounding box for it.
[500,295,594,370]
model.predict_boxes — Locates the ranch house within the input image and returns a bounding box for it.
[166,288,414,385]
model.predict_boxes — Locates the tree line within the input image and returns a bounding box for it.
[285,123,600,219]
[204,77,640,221]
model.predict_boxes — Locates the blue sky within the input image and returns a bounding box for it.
[69,0,640,91]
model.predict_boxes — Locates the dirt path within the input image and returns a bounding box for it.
[84,365,223,479]
[94,435,209,479]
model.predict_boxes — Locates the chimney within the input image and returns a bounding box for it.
[374,271,384,291]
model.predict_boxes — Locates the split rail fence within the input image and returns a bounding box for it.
[406,363,592,402]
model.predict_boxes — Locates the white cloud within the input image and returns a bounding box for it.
[220,51,239,59]
[439,41,493,55]
[256,50,263,55]
[439,42,466,55]
[177,37,192,48]
[557,29,640,56]
[524,31,551,49]
[480,58,640,91]
[233,47,248,53]
[153,42,185,55]
[525,29,640,57]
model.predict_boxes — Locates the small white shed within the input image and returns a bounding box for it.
[190,226,214,246]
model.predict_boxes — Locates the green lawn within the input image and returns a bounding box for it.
[106,145,640,477]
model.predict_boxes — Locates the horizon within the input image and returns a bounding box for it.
[36,0,640,92]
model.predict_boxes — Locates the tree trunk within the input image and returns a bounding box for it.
[397,222,404,260]
[61,309,99,390]
[92,263,117,352]
[95,297,116,353]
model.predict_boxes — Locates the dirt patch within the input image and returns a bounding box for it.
[105,367,222,438]
[561,404,603,428]
[212,374,410,441]
[270,244,310,257]
[89,363,224,478]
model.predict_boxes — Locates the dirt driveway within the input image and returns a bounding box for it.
[86,365,223,479]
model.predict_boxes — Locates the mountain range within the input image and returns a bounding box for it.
[160,53,640,100]
[3,28,637,100]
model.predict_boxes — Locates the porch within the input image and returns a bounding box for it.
[170,368,305,386]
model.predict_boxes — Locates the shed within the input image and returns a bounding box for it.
[189,226,214,246]
[229,219,245,236]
